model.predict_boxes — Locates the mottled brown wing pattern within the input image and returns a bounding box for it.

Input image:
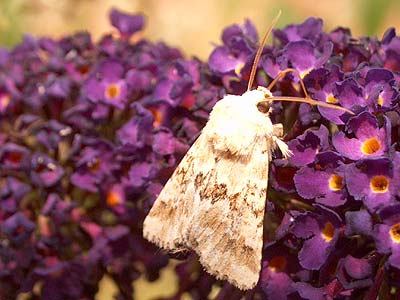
[185,135,270,289]
[142,133,216,250]
[143,127,271,289]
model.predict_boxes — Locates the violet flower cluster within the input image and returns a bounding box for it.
[1,8,400,300]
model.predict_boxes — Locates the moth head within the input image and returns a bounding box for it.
[256,101,271,114]
[256,86,272,114]
[255,86,273,114]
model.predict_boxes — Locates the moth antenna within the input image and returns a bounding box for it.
[267,96,355,115]
[247,10,282,92]
[268,68,309,98]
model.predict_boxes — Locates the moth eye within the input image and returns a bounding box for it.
[257,101,271,114]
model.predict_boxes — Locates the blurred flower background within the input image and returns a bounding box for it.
[1,1,400,300]
[1,0,400,60]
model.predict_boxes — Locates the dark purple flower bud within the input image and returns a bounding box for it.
[274,17,323,46]
[329,27,352,53]
[336,255,374,289]
[0,177,31,213]
[270,159,297,193]
[36,120,73,151]
[0,143,31,171]
[373,31,400,72]
[0,76,21,115]
[126,69,153,93]
[42,194,75,224]
[109,8,145,40]
[1,212,35,246]
[345,210,373,236]
[291,282,325,300]
[152,128,189,157]
[128,162,155,188]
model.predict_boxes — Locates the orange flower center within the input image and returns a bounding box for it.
[148,107,162,128]
[326,94,339,104]
[269,256,287,272]
[106,191,121,207]
[105,84,120,99]
[329,174,343,191]
[87,158,101,172]
[389,223,400,243]
[321,222,335,242]
[377,95,384,106]
[370,175,389,193]
[361,137,381,155]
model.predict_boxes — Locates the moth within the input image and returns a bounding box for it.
[143,11,353,290]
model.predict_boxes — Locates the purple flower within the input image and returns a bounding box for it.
[336,255,375,289]
[373,204,400,268]
[42,194,75,224]
[116,103,154,148]
[345,209,373,236]
[1,212,35,246]
[294,151,348,207]
[128,161,155,189]
[287,125,329,167]
[30,153,64,187]
[152,127,189,157]
[208,19,258,84]
[290,206,342,270]
[260,242,299,299]
[36,120,73,151]
[0,143,30,171]
[71,141,118,192]
[333,111,390,160]
[281,40,333,78]
[291,282,325,300]
[372,29,400,72]
[274,17,324,46]
[83,59,128,109]
[109,8,145,40]
[304,65,347,124]
[105,182,127,214]
[346,155,400,212]
[363,68,398,110]
[0,177,31,213]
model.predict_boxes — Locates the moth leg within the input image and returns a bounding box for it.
[272,123,292,158]
[272,123,284,137]
[273,136,292,158]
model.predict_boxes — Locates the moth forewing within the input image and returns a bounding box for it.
[143,89,278,290]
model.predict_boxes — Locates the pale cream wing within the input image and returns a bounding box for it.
[142,133,216,250]
[184,136,270,290]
